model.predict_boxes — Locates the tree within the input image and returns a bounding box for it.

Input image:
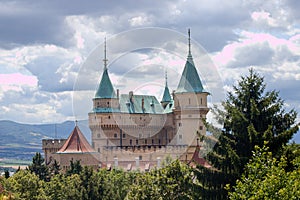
[228,144,300,199]
[195,69,299,199]
[66,159,82,176]
[126,160,200,200]
[6,170,48,200]
[29,152,49,181]
[4,170,10,179]
[49,159,60,175]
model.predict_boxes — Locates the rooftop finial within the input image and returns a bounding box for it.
[165,70,168,87]
[188,28,191,55]
[103,37,108,70]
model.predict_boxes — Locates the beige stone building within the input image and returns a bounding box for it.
[43,30,210,171]
[88,29,209,170]
[43,125,100,171]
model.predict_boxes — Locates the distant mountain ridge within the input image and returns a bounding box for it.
[0,120,299,161]
[0,120,91,160]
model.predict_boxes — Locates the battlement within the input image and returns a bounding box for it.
[42,139,67,149]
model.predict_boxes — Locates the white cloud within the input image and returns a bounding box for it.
[0,0,299,131]
[129,15,152,27]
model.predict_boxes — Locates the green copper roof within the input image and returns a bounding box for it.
[119,94,164,114]
[176,29,205,94]
[176,54,204,93]
[161,85,172,103]
[95,68,117,99]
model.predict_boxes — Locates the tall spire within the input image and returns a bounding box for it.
[161,70,172,104]
[176,29,205,93]
[103,37,108,70]
[188,28,191,56]
[165,70,168,87]
[95,38,117,99]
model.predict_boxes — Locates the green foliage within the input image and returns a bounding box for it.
[126,160,200,200]
[28,152,49,181]
[6,170,48,200]
[196,69,299,199]
[66,159,82,176]
[4,170,9,179]
[228,144,300,199]
[49,159,60,175]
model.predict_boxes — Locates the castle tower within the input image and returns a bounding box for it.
[89,39,120,157]
[173,29,209,147]
[161,71,172,109]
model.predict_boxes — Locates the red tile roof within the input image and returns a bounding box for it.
[56,126,95,154]
[189,145,211,168]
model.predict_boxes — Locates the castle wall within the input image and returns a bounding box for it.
[42,139,66,165]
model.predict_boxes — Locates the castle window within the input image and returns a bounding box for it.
[201,98,203,105]
[152,139,154,144]
[108,116,111,119]
[136,139,139,145]
[114,133,118,138]
[199,126,203,130]
[123,133,126,138]
[179,122,182,127]
[158,139,161,144]
[97,134,101,138]
[189,98,191,105]
[130,139,132,145]
[98,148,100,152]
[144,139,147,144]
[139,155,142,160]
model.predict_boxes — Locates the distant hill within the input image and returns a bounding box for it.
[0,120,91,160]
[0,120,299,161]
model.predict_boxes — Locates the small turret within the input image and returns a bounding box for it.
[92,38,120,112]
[161,71,172,108]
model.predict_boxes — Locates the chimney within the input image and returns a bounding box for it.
[135,157,140,169]
[157,157,161,168]
[142,98,145,112]
[129,91,134,103]
[114,157,118,168]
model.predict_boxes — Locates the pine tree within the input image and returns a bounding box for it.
[49,159,61,175]
[29,152,49,181]
[66,159,82,176]
[195,69,299,199]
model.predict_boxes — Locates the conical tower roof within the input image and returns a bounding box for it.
[161,72,172,103]
[95,68,117,98]
[95,39,117,99]
[57,125,95,154]
[176,29,204,93]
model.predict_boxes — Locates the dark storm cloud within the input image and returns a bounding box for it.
[24,56,76,92]
[227,42,275,68]
[0,0,176,49]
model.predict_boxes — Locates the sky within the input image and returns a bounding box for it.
[0,0,300,139]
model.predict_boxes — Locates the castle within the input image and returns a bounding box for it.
[43,30,210,171]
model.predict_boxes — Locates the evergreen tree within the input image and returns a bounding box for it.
[49,159,60,175]
[66,159,82,176]
[4,170,9,179]
[195,69,299,199]
[29,152,49,181]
